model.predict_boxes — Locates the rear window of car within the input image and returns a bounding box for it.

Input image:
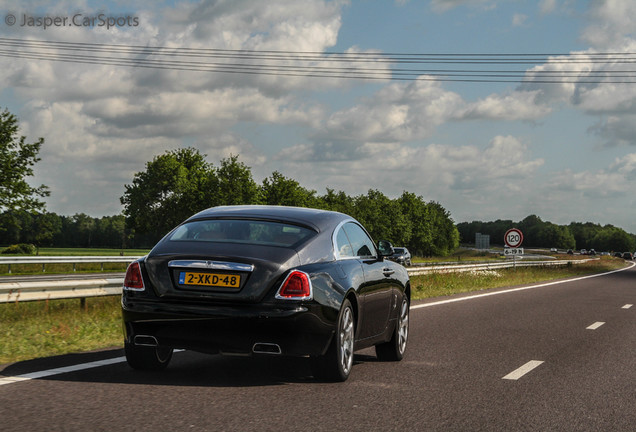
[168,219,316,248]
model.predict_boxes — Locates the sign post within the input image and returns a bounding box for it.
[504,228,524,269]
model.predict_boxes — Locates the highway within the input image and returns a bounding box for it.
[1,263,634,431]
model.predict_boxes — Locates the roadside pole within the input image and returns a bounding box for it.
[504,228,524,270]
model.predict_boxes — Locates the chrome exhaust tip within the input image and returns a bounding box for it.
[252,343,282,355]
[134,335,159,347]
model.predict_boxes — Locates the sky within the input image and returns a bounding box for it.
[1,0,636,235]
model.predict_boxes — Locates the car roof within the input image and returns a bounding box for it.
[186,205,353,232]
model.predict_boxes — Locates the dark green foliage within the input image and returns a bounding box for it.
[458,215,633,252]
[2,243,36,255]
[120,147,216,242]
[0,109,50,214]
[261,171,318,207]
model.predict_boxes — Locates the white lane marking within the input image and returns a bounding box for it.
[0,356,125,387]
[502,360,544,380]
[0,349,186,387]
[622,304,633,309]
[411,261,636,310]
[586,322,605,330]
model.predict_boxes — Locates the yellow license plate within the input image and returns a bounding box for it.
[178,272,241,288]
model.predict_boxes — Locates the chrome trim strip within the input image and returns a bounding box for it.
[252,343,282,355]
[168,260,254,272]
[331,219,378,260]
[134,335,158,347]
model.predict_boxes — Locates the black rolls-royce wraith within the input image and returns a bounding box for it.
[122,205,411,381]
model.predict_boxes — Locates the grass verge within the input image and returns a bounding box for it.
[0,257,629,365]
[411,257,627,300]
[0,296,123,365]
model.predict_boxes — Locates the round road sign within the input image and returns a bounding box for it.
[504,228,523,248]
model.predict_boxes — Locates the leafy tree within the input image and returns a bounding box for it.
[261,171,318,207]
[120,147,217,240]
[397,191,430,256]
[426,201,460,256]
[0,109,49,213]
[28,212,62,251]
[318,188,355,215]
[568,222,599,250]
[591,225,635,252]
[351,189,410,246]
[215,155,260,206]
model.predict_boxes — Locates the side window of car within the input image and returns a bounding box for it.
[342,222,377,258]
[335,227,354,258]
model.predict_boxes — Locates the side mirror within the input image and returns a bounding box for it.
[378,240,394,257]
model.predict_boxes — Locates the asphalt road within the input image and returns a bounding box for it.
[1,263,634,431]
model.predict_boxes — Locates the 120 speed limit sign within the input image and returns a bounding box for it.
[504,228,524,248]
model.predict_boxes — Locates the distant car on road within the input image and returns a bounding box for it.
[388,246,412,266]
[622,252,634,260]
[121,205,411,382]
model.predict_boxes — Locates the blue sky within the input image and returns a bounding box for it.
[1,0,636,235]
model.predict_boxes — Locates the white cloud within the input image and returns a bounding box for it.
[550,152,636,199]
[539,0,558,15]
[512,13,528,27]
[459,90,551,121]
[583,0,636,48]
[318,79,464,143]
[274,135,544,202]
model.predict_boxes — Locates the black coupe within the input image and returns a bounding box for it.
[122,205,411,381]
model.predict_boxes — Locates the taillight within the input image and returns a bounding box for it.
[275,270,312,300]
[124,261,145,291]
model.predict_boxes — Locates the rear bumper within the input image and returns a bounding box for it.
[121,297,335,357]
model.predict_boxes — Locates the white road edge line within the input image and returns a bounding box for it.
[411,261,636,310]
[586,321,605,330]
[0,349,185,387]
[502,360,544,380]
[622,304,633,309]
[0,356,126,386]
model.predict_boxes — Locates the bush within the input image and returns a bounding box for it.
[1,243,37,255]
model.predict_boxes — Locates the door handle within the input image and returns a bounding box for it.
[383,268,395,276]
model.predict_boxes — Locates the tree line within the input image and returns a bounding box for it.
[119,148,460,255]
[457,215,636,252]
[1,131,460,255]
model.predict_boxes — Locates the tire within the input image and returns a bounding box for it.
[125,342,173,371]
[312,299,355,382]
[376,296,409,361]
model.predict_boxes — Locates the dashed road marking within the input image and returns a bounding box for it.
[502,360,544,380]
[586,321,605,330]
[622,304,633,309]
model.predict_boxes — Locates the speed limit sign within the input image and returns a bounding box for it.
[504,228,523,248]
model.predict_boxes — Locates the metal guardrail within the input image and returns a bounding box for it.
[0,256,597,303]
[0,256,140,273]
[406,258,592,275]
[0,277,125,303]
